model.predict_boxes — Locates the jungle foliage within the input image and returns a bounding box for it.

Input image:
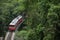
[0,0,60,40]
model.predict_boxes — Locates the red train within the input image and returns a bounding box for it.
[8,15,24,31]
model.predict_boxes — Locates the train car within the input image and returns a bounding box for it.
[8,15,24,31]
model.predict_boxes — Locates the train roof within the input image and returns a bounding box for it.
[9,15,22,25]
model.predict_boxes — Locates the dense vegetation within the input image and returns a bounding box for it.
[0,0,60,40]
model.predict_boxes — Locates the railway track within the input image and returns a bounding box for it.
[4,32,15,40]
[3,15,25,40]
[4,20,24,40]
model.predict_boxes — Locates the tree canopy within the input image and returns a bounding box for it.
[0,0,60,40]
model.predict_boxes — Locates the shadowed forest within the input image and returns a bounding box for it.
[0,0,60,40]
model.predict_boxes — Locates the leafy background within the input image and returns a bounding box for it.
[0,0,60,40]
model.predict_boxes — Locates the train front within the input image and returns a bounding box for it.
[8,15,23,32]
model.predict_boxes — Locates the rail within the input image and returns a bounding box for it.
[4,15,25,40]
